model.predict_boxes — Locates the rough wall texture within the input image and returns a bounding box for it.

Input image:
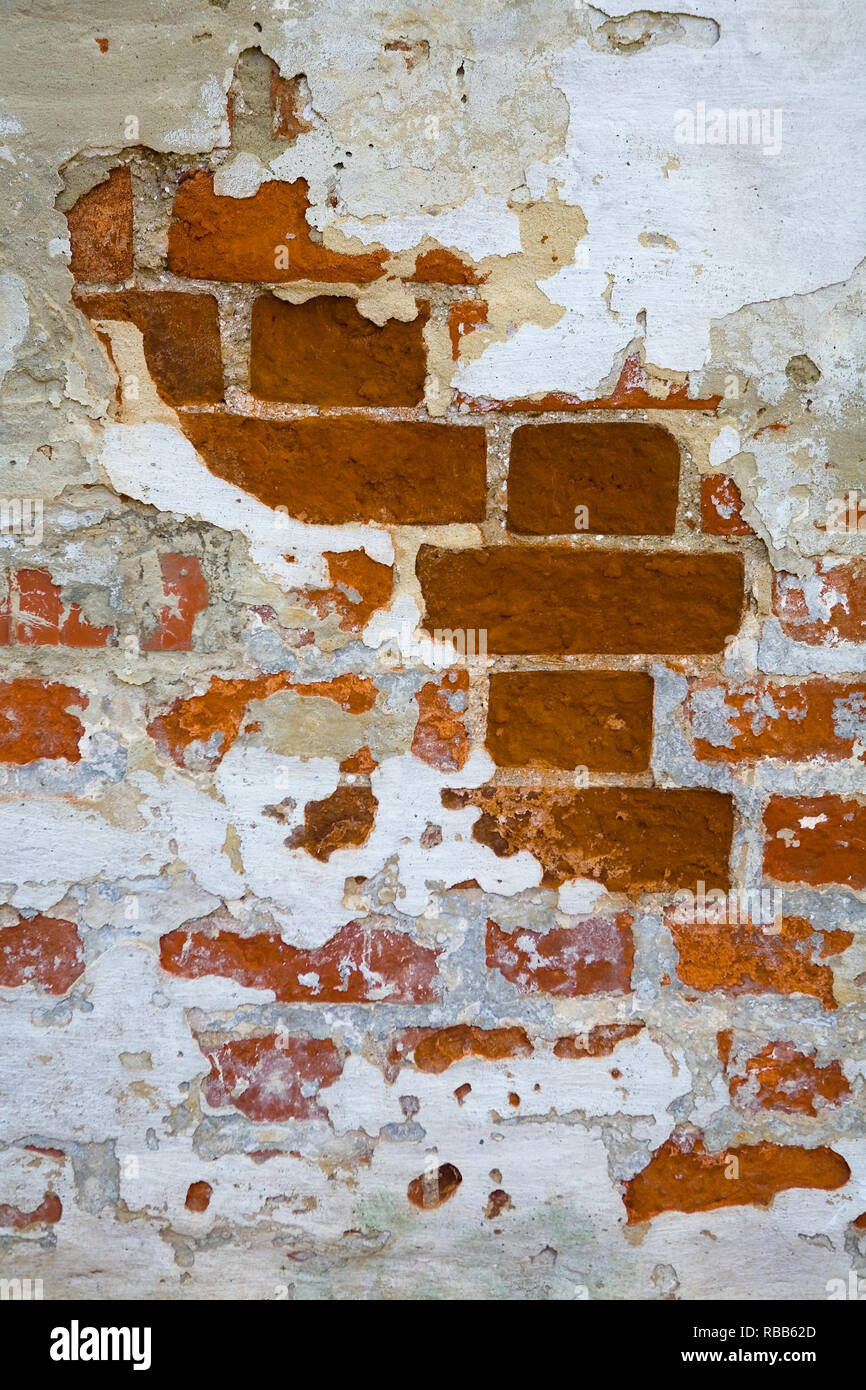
[0,0,864,1301]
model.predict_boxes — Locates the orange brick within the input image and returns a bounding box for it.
[508,422,680,536]
[417,547,744,654]
[179,414,487,524]
[167,171,385,282]
[773,560,866,644]
[687,677,866,762]
[75,291,223,404]
[764,795,866,889]
[66,167,133,283]
[701,474,753,535]
[0,680,86,762]
[250,294,427,406]
[486,670,653,772]
[141,555,208,651]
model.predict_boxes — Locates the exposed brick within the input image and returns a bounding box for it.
[701,474,753,535]
[688,677,866,762]
[724,1040,850,1116]
[167,171,385,282]
[666,912,847,1010]
[66,167,133,283]
[141,554,209,651]
[0,914,85,994]
[270,70,315,139]
[486,671,653,772]
[250,294,428,406]
[442,787,734,891]
[553,1022,645,1058]
[417,547,744,654]
[0,680,87,762]
[160,918,440,1003]
[486,915,634,996]
[508,423,680,536]
[408,1162,462,1209]
[448,299,488,358]
[286,785,378,860]
[388,1025,533,1075]
[148,672,377,768]
[200,1033,344,1122]
[411,668,469,772]
[302,550,393,633]
[773,560,866,644]
[185,1181,213,1213]
[74,291,223,404]
[624,1129,850,1223]
[0,570,114,647]
[180,414,487,525]
[0,1192,62,1230]
[764,795,866,889]
[409,248,485,284]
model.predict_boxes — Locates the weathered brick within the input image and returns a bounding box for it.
[302,550,393,633]
[389,1025,533,1075]
[508,422,680,536]
[167,171,385,282]
[554,1022,644,1059]
[160,918,439,1003]
[701,474,753,535]
[287,785,378,860]
[66,167,133,283]
[417,547,744,654]
[74,291,223,404]
[666,911,849,1010]
[0,914,85,994]
[408,1162,462,1209]
[0,570,114,647]
[448,299,488,358]
[0,680,86,762]
[409,248,485,284]
[0,1193,63,1230]
[624,1129,849,1223]
[442,786,734,891]
[141,554,208,651]
[486,670,653,771]
[773,560,866,644]
[721,1037,850,1116]
[180,415,487,524]
[185,1181,213,1213]
[411,668,469,772]
[486,915,634,995]
[200,1033,344,1122]
[764,795,866,889]
[250,294,428,405]
[687,677,866,762]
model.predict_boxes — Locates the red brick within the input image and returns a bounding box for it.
[160,918,440,1003]
[0,1192,62,1230]
[74,291,223,404]
[553,1022,644,1058]
[200,1033,344,1121]
[624,1128,849,1223]
[287,785,378,860]
[666,911,848,1010]
[441,787,734,891]
[250,294,428,406]
[141,555,208,651]
[167,171,385,282]
[486,671,653,772]
[0,914,85,994]
[0,680,87,762]
[411,668,469,772]
[0,570,114,647]
[417,547,744,654]
[764,795,866,889]
[723,1040,850,1116]
[486,915,635,996]
[179,415,487,524]
[701,474,753,535]
[302,550,393,633]
[408,1162,462,1209]
[448,299,488,358]
[688,677,866,762]
[388,1025,533,1075]
[508,423,680,536]
[773,560,866,644]
[66,167,133,283]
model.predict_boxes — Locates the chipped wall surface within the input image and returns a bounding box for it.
[0,0,864,1302]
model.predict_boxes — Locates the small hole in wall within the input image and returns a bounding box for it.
[253,21,262,31]
[461,93,467,103]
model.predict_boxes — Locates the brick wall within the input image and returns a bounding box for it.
[1,22,863,1304]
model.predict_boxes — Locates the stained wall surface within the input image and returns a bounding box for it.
[0,0,864,1301]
